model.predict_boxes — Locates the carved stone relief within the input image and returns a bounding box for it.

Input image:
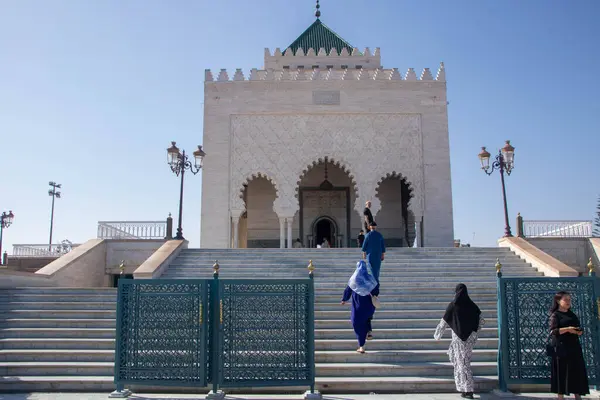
[230,114,424,217]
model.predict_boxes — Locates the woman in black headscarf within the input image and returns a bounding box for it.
[549,291,589,399]
[433,284,485,400]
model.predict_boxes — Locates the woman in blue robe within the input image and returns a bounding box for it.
[341,260,380,353]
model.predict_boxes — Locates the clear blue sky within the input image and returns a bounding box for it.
[1,0,599,252]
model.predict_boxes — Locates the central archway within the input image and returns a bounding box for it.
[311,216,339,248]
[296,157,358,248]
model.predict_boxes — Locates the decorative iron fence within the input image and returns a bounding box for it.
[496,272,600,392]
[522,220,593,238]
[113,270,315,397]
[12,241,77,257]
[97,221,167,239]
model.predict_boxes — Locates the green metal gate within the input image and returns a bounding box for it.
[113,274,315,396]
[215,279,315,389]
[496,272,600,391]
[114,280,209,388]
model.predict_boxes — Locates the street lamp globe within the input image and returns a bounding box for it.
[167,141,181,165]
[193,145,206,169]
[501,140,515,173]
[478,147,491,171]
[1,211,14,228]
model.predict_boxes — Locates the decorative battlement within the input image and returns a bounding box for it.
[205,62,445,83]
[264,47,381,70]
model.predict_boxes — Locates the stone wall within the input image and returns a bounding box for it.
[525,237,597,275]
[5,256,59,273]
[104,239,166,275]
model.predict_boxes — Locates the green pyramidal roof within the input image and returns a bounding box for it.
[284,19,354,56]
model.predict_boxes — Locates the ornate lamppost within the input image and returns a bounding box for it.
[48,181,61,252]
[0,211,15,265]
[167,142,206,240]
[478,140,515,237]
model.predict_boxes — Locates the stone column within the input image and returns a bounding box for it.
[279,217,286,249]
[286,217,293,249]
[231,217,240,249]
[415,218,422,248]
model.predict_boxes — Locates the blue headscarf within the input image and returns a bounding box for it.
[348,260,378,296]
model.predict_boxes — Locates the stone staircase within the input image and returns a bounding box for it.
[0,247,542,393]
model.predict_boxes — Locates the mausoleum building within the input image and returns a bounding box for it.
[200,14,454,249]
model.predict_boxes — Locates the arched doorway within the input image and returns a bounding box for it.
[237,175,279,248]
[375,172,415,247]
[296,157,358,247]
[312,216,338,248]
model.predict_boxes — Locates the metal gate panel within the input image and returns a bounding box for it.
[499,277,600,386]
[114,279,208,387]
[216,279,315,388]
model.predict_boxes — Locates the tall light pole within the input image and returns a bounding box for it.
[478,140,515,237]
[167,142,206,240]
[48,182,62,251]
[0,211,15,265]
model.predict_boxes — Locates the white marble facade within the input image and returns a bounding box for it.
[200,30,454,248]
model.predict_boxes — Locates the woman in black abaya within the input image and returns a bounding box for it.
[434,283,484,399]
[549,291,589,399]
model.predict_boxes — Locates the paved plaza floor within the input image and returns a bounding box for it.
[0,393,598,400]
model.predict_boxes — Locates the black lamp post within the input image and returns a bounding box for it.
[478,140,515,237]
[0,211,15,265]
[167,142,206,241]
[48,182,62,252]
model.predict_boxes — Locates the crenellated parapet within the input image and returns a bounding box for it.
[205,62,445,83]
[264,47,381,70]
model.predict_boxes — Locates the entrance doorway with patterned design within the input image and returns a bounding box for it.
[313,216,337,248]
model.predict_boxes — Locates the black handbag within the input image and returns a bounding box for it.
[545,332,567,358]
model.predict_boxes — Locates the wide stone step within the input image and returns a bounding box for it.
[316,302,497,311]
[316,361,497,377]
[0,349,115,362]
[164,269,537,277]
[0,338,114,350]
[313,375,498,393]
[0,361,113,376]
[0,375,500,394]
[316,349,497,363]
[0,360,496,379]
[315,309,497,319]
[167,263,537,277]
[163,274,510,283]
[315,294,498,302]
[0,302,116,311]
[315,338,497,351]
[170,261,527,267]
[0,288,117,295]
[0,294,117,303]
[0,318,116,328]
[0,328,116,339]
[315,318,497,329]
[315,327,498,339]
[0,348,497,364]
[0,310,116,319]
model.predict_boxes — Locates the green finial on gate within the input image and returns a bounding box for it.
[119,260,125,275]
[588,257,595,276]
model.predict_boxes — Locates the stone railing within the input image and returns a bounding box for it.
[97,218,171,240]
[519,217,593,238]
[13,241,78,257]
